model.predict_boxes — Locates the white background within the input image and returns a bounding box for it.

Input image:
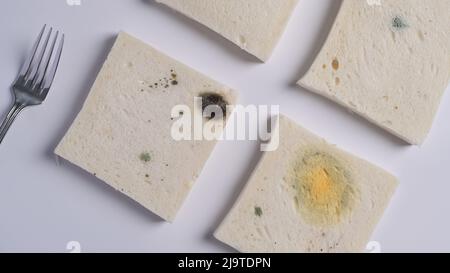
[0,0,449,253]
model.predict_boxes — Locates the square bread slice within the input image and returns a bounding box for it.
[215,115,398,253]
[155,0,299,62]
[55,32,237,222]
[298,0,450,145]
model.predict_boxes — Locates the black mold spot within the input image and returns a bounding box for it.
[199,93,228,120]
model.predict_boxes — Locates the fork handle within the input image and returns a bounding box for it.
[0,102,26,144]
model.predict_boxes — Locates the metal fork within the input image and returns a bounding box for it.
[0,25,64,144]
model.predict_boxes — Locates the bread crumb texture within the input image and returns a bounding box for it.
[55,32,237,222]
[289,150,359,226]
[298,0,450,145]
[214,115,398,253]
[155,0,299,61]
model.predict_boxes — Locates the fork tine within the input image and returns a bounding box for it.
[26,27,52,84]
[34,31,58,89]
[18,25,46,77]
[41,33,64,97]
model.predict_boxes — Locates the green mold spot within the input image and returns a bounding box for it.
[392,16,408,29]
[139,152,152,163]
[254,206,263,217]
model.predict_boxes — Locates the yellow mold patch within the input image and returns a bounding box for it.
[289,150,359,226]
